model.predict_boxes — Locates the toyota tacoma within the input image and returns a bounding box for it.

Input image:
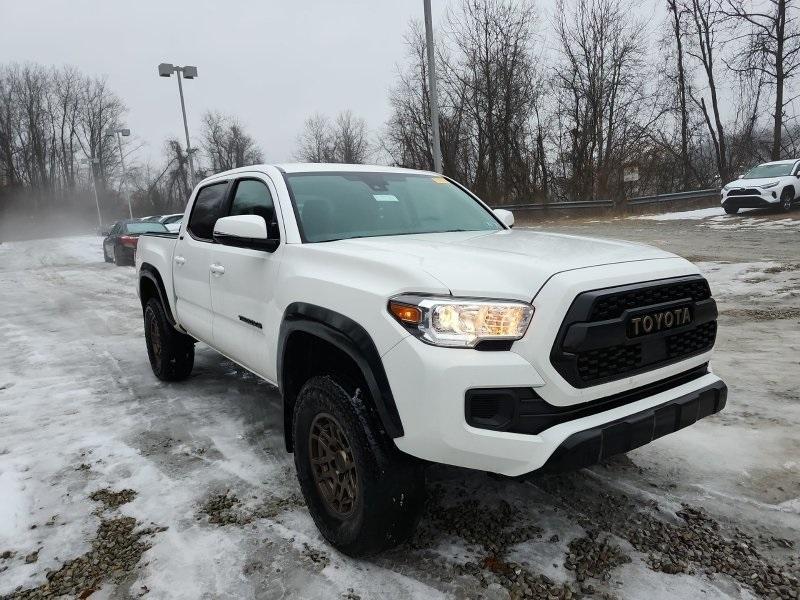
[136,164,727,556]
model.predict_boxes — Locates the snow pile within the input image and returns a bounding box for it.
[631,207,723,221]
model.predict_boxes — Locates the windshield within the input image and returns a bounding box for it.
[285,172,502,243]
[124,222,168,234]
[742,162,796,179]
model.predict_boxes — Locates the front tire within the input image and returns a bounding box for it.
[144,297,194,381]
[780,188,794,212]
[293,375,425,557]
[723,205,739,215]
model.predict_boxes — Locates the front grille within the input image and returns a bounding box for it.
[551,276,718,387]
[727,188,760,196]
[589,280,710,321]
[667,321,717,358]
[576,344,642,381]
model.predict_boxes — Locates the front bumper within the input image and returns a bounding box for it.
[722,190,779,209]
[382,334,725,477]
[542,378,726,472]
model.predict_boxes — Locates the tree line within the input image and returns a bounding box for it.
[4,0,800,224]
[0,64,264,223]
[374,0,800,204]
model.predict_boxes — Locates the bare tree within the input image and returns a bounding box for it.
[554,0,650,201]
[724,0,800,160]
[667,0,694,188]
[295,110,369,163]
[683,0,731,182]
[295,113,336,162]
[201,110,263,172]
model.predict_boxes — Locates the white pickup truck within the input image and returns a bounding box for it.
[136,163,726,556]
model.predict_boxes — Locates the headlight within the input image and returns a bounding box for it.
[388,295,534,348]
[759,181,779,189]
[722,184,731,191]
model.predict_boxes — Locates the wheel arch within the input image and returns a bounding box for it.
[278,302,404,452]
[139,263,177,326]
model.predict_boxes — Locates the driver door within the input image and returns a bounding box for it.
[210,176,283,380]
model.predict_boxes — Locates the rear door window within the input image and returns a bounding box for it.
[187,182,229,240]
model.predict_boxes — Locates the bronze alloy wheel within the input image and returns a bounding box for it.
[309,413,359,517]
[148,313,162,370]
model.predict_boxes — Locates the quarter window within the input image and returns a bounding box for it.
[187,182,228,240]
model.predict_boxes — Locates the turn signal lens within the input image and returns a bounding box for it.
[389,301,423,325]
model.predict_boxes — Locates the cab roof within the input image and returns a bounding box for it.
[200,163,439,184]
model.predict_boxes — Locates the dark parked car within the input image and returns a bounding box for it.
[102,220,168,266]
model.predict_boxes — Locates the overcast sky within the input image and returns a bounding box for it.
[1,0,663,167]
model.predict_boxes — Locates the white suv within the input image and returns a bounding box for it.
[136,164,726,556]
[722,159,800,214]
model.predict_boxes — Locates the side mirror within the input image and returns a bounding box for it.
[494,208,515,228]
[213,215,279,252]
[738,174,744,179]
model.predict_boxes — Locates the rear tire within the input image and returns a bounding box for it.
[293,375,425,557]
[144,297,194,381]
[114,244,132,266]
[103,247,112,263]
[723,206,739,215]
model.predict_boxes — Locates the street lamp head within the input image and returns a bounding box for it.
[158,63,174,77]
[182,65,198,79]
[119,128,130,137]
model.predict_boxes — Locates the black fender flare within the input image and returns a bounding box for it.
[278,303,404,451]
[139,263,177,327]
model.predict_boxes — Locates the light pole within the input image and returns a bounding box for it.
[81,158,102,230]
[158,63,198,185]
[108,128,132,218]
[423,0,442,173]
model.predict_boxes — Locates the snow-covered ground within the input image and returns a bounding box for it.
[0,235,798,600]
[633,207,724,221]
[631,205,800,232]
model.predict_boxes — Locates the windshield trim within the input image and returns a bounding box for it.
[280,170,506,244]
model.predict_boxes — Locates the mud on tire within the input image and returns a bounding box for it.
[293,375,425,557]
[144,297,194,381]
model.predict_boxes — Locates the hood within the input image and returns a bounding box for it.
[725,177,784,189]
[324,229,678,300]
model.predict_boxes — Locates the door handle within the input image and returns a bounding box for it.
[210,263,225,276]
[174,256,186,265]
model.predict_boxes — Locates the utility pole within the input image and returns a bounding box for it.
[158,63,198,186]
[423,0,443,173]
[82,158,102,230]
[110,128,132,218]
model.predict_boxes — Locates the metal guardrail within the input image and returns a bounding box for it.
[495,199,614,211]
[628,188,721,205]
[492,188,721,211]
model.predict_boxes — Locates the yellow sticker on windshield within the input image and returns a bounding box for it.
[431,176,448,184]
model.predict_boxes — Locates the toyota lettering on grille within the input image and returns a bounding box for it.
[627,306,692,338]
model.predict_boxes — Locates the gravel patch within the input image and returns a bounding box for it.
[198,491,305,526]
[88,488,137,510]
[720,307,800,321]
[1,517,164,600]
[564,531,631,582]
[536,476,800,599]
[301,543,330,569]
[409,485,581,599]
